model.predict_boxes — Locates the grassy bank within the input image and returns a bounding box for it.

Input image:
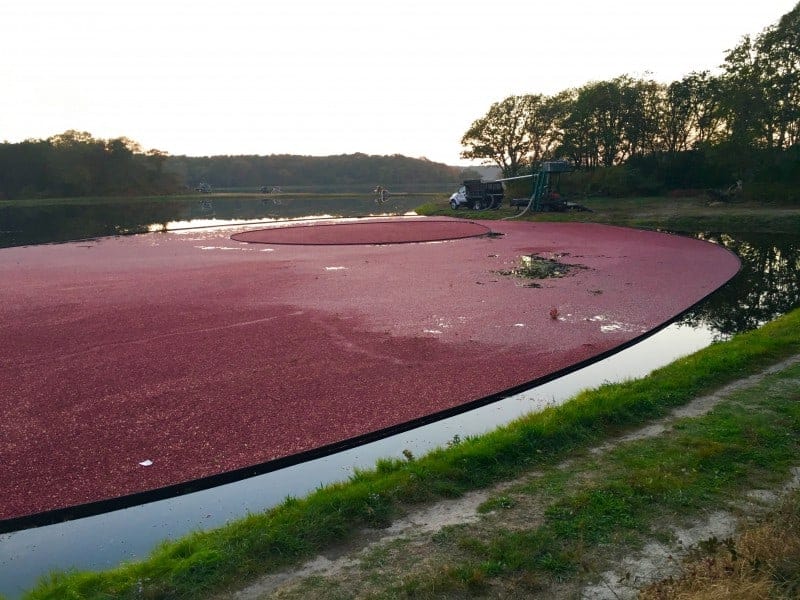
[20,303,800,598]
[275,354,800,598]
[364,358,800,597]
[416,195,800,235]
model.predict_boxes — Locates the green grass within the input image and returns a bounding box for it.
[416,195,800,234]
[389,361,800,595]
[21,306,800,599]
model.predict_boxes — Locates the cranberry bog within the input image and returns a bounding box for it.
[0,217,740,530]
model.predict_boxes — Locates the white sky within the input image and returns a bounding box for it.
[1,0,796,165]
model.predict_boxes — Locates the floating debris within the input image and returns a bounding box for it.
[495,254,584,281]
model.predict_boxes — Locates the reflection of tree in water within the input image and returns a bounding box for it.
[0,195,429,248]
[679,233,800,337]
[0,201,192,247]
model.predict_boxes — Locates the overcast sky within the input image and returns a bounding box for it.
[1,0,796,165]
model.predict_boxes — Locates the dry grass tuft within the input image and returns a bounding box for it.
[640,491,800,599]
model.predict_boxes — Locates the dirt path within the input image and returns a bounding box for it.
[220,354,800,599]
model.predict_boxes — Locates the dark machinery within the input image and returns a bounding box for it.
[449,179,504,210]
[507,160,574,212]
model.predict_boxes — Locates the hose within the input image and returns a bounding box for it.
[501,185,547,221]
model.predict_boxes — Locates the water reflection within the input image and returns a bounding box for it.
[0,195,426,247]
[680,232,800,336]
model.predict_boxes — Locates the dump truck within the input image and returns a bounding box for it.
[449,179,504,210]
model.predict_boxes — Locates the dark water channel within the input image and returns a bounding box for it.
[0,194,425,248]
[1,197,799,598]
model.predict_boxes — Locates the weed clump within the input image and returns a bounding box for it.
[640,491,800,599]
[495,254,583,284]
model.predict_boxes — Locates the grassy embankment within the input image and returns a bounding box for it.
[275,348,800,599]
[16,197,800,599]
[416,193,800,234]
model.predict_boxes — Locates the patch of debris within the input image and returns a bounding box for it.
[494,253,585,283]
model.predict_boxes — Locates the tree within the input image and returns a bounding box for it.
[460,95,535,177]
[719,1,800,152]
[460,94,572,177]
[561,78,630,167]
[46,130,105,196]
[0,139,49,199]
[459,2,798,197]
[527,91,573,164]
[621,77,663,158]
[662,78,694,154]
[659,71,726,154]
[719,34,769,147]
[0,132,182,198]
[757,3,800,148]
[684,71,725,148]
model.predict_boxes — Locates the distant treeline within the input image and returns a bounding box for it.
[164,153,464,192]
[0,132,466,200]
[0,131,181,199]
[462,2,800,201]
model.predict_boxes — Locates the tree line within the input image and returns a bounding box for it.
[0,131,180,199]
[461,2,799,198]
[164,153,463,192]
[0,132,464,200]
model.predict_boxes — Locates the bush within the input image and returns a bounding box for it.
[558,166,660,198]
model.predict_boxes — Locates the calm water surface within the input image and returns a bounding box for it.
[0,194,425,247]
[1,197,798,598]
